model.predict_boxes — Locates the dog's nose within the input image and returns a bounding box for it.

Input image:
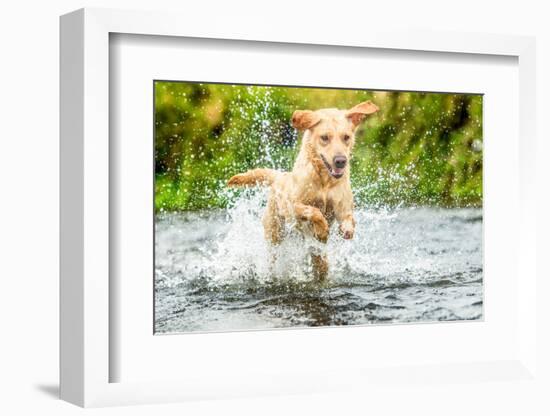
[333,156,347,169]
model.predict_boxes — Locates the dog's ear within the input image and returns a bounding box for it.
[291,110,321,130]
[346,101,379,127]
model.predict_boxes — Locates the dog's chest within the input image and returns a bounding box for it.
[309,195,334,219]
[299,181,339,219]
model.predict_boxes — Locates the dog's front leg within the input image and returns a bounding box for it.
[334,198,355,240]
[293,202,329,243]
[338,214,355,240]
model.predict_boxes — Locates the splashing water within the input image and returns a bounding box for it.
[154,189,483,333]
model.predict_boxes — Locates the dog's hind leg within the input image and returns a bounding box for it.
[293,202,330,281]
[311,253,329,282]
[263,197,284,276]
[263,197,284,245]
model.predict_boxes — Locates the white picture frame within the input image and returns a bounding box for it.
[60,7,538,407]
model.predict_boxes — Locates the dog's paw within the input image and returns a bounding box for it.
[311,214,330,243]
[339,220,355,240]
[342,230,353,239]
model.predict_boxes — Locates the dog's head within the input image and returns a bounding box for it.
[292,101,379,179]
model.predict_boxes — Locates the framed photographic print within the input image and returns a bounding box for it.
[60,7,539,407]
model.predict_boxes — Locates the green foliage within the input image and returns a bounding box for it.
[155,81,482,211]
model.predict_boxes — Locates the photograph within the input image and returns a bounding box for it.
[154,81,483,334]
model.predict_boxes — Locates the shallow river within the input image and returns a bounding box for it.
[155,195,483,334]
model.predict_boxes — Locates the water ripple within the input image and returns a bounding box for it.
[155,193,483,333]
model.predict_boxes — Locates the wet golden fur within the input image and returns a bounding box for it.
[228,101,379,280]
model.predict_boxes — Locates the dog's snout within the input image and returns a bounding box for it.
[333,156,347,169]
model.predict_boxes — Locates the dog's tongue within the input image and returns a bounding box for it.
[333,167,344,176]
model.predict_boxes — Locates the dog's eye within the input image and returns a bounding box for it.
[343,134,350,142]
[320,135,330,142]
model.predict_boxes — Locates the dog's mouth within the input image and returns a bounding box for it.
[320,154,345,179]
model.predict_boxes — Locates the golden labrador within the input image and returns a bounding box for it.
[228,101,379,280]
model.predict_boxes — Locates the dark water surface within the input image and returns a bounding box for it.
[155,199,483,333]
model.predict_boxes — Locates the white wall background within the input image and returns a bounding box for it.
[0,1,548,415]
